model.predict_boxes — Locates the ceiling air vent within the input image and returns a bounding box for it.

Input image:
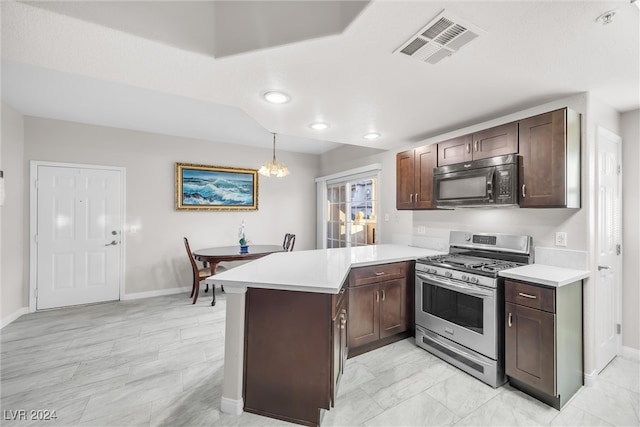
[396,11,486,65]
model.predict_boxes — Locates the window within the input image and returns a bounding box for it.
[316,164,381,249]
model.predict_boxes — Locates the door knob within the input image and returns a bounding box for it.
[597,265,610,271]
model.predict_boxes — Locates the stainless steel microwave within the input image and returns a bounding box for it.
[433,154,518,208]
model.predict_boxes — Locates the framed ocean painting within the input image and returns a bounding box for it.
[176,163,258,211]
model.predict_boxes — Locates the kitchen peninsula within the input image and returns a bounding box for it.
[205,244,443,426]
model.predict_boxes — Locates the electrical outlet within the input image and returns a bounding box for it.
[384,213,390,222]
[555,232,567,247]
[417,226,426,234]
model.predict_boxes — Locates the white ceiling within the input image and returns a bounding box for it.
[2,0,639,155]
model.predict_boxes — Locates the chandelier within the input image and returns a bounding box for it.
[258,133,290,178]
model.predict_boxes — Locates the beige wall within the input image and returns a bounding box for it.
[621,109,640,351]
[1,103,27,325]
[23,117,320,297]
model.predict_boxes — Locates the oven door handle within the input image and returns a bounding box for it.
[416,273,494,298]
[418,327,492,368]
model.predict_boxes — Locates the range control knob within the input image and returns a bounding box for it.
[461,274,468,281]
[445,271,452,278]
[470,277,479,284]
[428,268,437,274]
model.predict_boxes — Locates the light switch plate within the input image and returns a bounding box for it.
[555,232,567,247]
[417,226,426,234]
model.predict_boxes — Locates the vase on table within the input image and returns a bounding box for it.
[240,245,249,254]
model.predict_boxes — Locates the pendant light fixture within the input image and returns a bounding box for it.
[259,133,290,178]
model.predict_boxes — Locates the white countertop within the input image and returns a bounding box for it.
[205,244,445,294]
[499,264,590,287]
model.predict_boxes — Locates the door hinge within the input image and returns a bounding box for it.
[617,165,621,175]
[616,323,621,334]
[34,234,38,244]
[616,244,621,255]
[34,288,38,298]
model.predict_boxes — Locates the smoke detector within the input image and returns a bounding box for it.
[395,10,486,65]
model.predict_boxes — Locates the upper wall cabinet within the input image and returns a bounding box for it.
[437,122,518,166]
[396,145,437,210]
[518,108,581,208]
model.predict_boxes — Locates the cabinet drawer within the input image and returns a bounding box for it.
[349,262,407,287]
[505,280,555,313]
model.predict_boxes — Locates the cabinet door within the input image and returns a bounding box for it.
[414,145,437,209]
[396,150,415,210]
[518,109,567,207]
[472,122,518,160]
[348,285,380,348]
[379,279,408,339]
[505,302,556,396]
[437,134,472,166]
[331,297,347,406]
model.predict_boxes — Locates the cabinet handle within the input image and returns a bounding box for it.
[466,143,471,153]
[415,193,419,202]
[474,141,479,151]
[340,314,346,329]
[508,312,513,327]
[381,290,386,301]
[374,272,385,276]
[410,193,413,202]
[376,291,379,302]
[521,184,526,198]
[518,292,537,299]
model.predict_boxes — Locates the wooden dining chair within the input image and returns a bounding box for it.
[184,237,213,305]
[283,233,296,252]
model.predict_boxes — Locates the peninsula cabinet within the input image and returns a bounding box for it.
[347,261,412,357]
[396,145,437,210]
[437,122,518,166]
[504,279,583,410]
[518,108,581,208]
[243,282,348,426]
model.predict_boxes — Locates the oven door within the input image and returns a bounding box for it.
[434,166,494,207]
[415,272,497,359]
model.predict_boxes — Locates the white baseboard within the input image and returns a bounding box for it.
[1,307,29,329]
[584,368,598,387]
[220,396,244,415]
[121,286,190,300]
[622,346,640,362]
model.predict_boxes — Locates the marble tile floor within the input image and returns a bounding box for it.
[1,292,638,427]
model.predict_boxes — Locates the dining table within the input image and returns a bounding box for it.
[192,244,283,305]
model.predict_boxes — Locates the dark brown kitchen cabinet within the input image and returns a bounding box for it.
[348,262,411,357]
[244,282,348,426]
[505,279,583,410]
[396,145,437,210]
[518,108,581,208]
[437,122,518,166]
[331,287,348,407]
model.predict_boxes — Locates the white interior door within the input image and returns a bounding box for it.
[36,165,123,309]
[595,126,622,373]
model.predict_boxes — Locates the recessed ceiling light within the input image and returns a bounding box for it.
[309,122,329,130]
[263,91,291,104]
[363,132,381,140]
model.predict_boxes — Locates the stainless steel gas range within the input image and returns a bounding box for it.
[415,231,533,388]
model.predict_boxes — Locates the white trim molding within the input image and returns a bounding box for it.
[121,286,191,300]
[220,396,244,415]
[1,307,29,329]
[622,346,640,362]
[584,368,598,387]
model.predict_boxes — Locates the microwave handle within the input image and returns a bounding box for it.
[487,168,495,198]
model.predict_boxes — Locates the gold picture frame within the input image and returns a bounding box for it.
[175,163,258,211]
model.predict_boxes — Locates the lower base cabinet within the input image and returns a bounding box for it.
[505,279,583,409]
[348,261,412,357]
[243,284,347,426]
